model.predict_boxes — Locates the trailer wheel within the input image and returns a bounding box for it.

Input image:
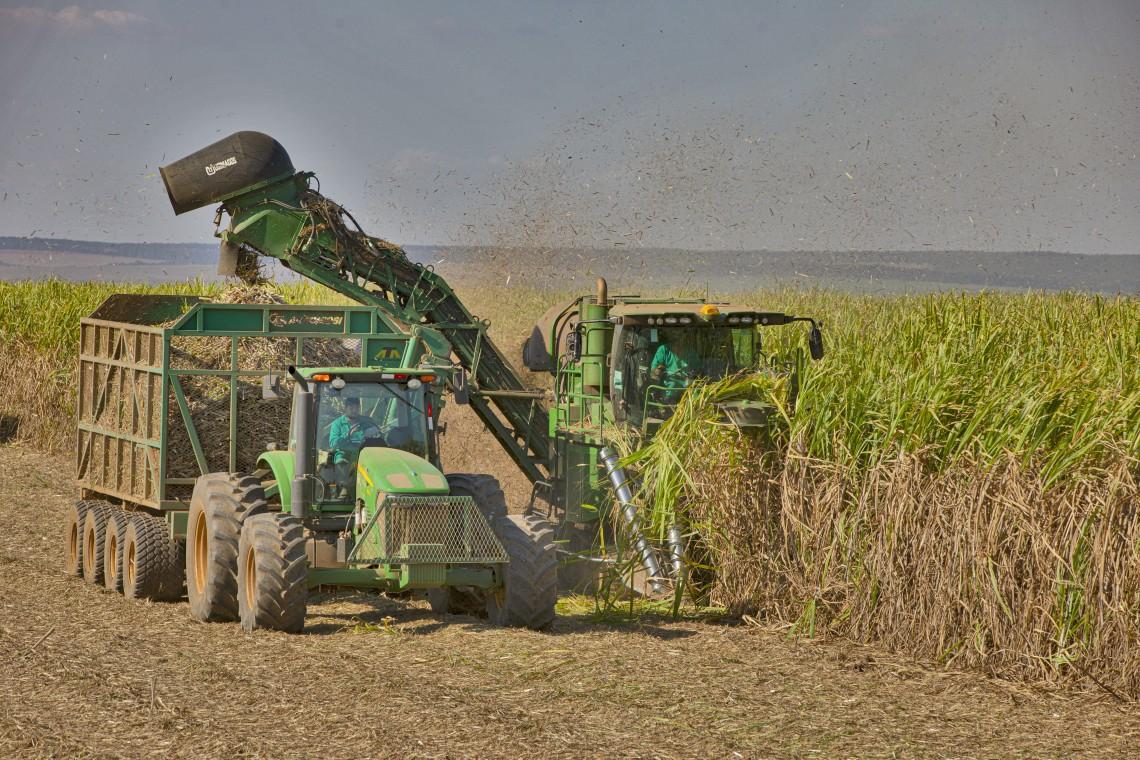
[237,512,308,633]
[123,514,184,601]
[64,500,104,577]
[102,510,131,593]
[81,502,115,586]
[186,473,268,622]
[485,514,558,630]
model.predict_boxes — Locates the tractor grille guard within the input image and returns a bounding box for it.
[347,495,508,565]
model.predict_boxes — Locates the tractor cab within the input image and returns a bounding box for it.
[283,367,445,512]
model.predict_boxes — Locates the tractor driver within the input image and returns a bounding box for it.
[328,397,380,497]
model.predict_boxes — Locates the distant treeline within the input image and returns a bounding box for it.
[0,236,219,262]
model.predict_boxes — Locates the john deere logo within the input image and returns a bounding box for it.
[372,347,401,360]
[204,156,238,176]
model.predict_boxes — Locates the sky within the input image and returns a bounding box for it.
[0,0,1138,253]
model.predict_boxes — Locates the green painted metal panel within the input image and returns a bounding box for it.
[348,310,372,333]
[257,450,294,507]
[201,307,264,332]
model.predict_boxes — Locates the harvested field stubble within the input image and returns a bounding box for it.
[2,446,1138,758]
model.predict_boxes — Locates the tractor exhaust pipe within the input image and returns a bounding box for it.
[600,447,664,594]
[287,366,313,519]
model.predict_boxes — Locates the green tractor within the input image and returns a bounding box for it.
[185,364,558,632]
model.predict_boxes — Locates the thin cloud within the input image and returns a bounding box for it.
[0,5,147,29]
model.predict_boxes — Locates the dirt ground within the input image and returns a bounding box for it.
[0,446,1136,759]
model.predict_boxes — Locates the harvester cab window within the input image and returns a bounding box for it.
[312,381,430,502]
[613,324,761,427]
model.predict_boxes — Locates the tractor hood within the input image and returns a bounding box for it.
[356,448,449,501]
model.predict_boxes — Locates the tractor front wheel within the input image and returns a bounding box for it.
[186,473,268,622]
[237,512,307,633]
[485,514,558,630]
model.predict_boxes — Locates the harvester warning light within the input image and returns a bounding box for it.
[700,304,720,317]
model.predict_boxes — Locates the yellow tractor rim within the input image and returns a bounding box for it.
[193,512,208,594]
[126,541,136,588]
[244,545,257,612]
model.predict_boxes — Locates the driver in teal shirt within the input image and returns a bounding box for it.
[650,338,701,390]
[328,397,380,493]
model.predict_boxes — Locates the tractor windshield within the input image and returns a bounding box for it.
[311,381,430,502]
[612,324,760,428]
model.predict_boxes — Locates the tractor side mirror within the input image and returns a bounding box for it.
[808,325,825,361]
[262,372,285,399]
[451,368,470,405]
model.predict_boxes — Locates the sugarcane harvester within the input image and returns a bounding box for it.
[64,131,824,633]
[160,131,824,602]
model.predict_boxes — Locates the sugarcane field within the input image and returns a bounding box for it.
[1,3,1139,759]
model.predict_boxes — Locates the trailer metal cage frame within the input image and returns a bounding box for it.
[77,294,416,513]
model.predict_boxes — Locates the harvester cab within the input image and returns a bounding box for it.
[523,277,825,436]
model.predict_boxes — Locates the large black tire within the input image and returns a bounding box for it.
[186,473,267,622]
[445,473,508,521]
[101,510,131,593]
[123,514,184,601]
[81,502,115,585]
[64,500,103,577]
[485,513,558,630]
[237,513,308,633]
[428,474,511,616]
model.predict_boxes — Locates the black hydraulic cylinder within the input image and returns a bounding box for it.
[160,131,294,215]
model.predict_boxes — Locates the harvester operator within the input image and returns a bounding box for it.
[650,335,701,391]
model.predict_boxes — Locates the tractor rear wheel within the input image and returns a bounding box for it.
[102,510,131,593]
[485,513,558,630]
[186,473,267,622]
[64,499,105,577]
[81,502,115,586]
[123,514,184,601]
[237,512,307,633]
